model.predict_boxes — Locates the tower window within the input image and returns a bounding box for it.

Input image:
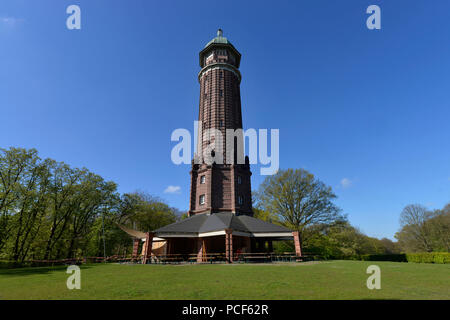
[199,194,205,205]
[238,195,243,205]
[237,176,242,184]
[200,175,206,184]
[219,120,223,127]
[219,89,223,97]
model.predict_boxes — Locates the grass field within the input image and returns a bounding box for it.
[0,260,448,300]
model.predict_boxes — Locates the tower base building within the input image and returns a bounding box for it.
[120,30,301,263]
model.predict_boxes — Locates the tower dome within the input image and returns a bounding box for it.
[204,28,232,47]
[199,29,241,68]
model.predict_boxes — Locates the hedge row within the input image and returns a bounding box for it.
[406,252,450,264]
[360,254,407,262]
[359,252,450,264]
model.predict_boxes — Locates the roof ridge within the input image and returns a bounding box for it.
[153,213,206,232]
[238,215,292,232]
[202,213,230,230]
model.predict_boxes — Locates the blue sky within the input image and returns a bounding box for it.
[1,0,449,240]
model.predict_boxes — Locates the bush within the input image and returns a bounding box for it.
[406,253,433,263]
[355,252,450,264]
[360,254,407,262]
[406,252,450,264]
[0,260,33,269]
[435,253,450,264]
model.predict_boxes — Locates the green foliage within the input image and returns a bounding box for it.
[0,147,180,262]
[3,148,446,265]
[272,241,294,254]
[395,204,450,253]
[254,169,343,234]
[405,252,450,264]
[180,213,189,220]
[254,168,346,256]
[360,254,407,262]
[252,207,281,225]
[118,192,178,232]
[406,252,434,263]
[357,252,450,264]
[300,221,401,259]
[252,168,408,259]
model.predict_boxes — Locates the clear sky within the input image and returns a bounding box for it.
[1,0,449,240]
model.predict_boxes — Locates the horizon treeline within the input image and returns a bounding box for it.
[0,147,448,262]
[0,147,179,262]
[252,169,449,259]
[254,202,449,259]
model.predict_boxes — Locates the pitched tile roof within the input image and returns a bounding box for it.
[154,212,291,236]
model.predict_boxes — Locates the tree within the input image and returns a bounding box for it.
[64,172,118,258]
[426,209,450,252]
[252,207,281,225]
[11,158,51,262]
[0,148,122,261]
[395,203,450,253]
[379,238,401,254]
[0,148,40,254]
[254,168,344,251]
[179,212,189,220]
[0,147,188,261]
[42,161,83,260]
[396,204,434,252]
[118,192,177,232]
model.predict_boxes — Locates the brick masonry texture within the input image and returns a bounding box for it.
[189,38,253,216]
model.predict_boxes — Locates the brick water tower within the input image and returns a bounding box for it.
[189,29,253,216]
[120,30,301,263]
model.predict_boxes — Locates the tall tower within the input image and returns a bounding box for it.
[189,29,253,216]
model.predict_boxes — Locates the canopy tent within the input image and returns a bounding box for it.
[117,224,147,239]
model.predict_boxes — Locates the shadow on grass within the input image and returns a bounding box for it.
[360,298,401,300]
[0,265,94,276]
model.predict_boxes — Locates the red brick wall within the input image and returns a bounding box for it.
[225,229,233,263]
[189,42,253,216]
[293,231,302,257]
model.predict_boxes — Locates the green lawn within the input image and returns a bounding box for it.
[0,260,448,300]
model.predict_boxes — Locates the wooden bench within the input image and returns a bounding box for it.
[195,255,221,264]
[239,253,272,263]
[153,255,184,264]
[245,256,270,263]
[158,257,183,264]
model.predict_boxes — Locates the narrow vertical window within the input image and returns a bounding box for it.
[237,176,242,184]
[199,194,205,205]
[238,195,243,205]
[200,175,206,184]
